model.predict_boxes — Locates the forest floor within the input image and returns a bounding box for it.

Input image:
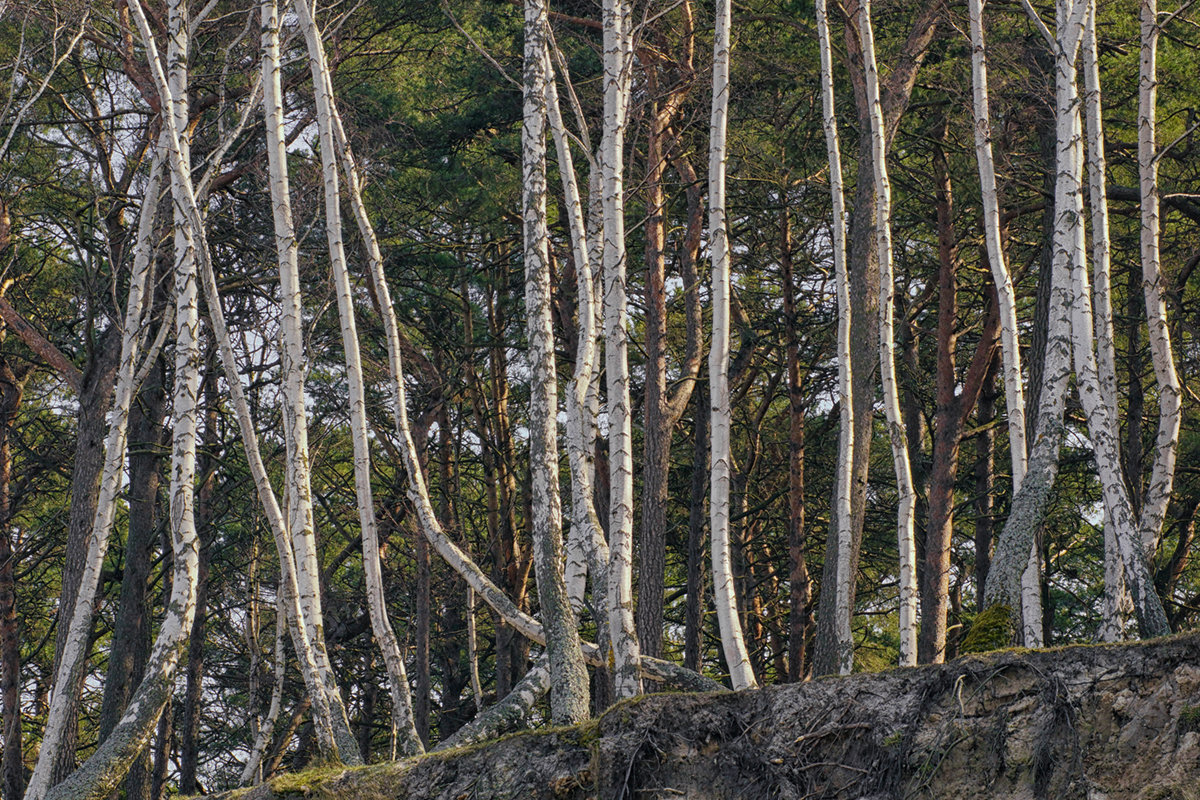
[216,633,1200,800]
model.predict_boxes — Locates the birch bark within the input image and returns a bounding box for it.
[1137,0,1181,558]
[35,6,202,797]
[545,47,606,625]
[287,0,419,759]
[814,0,856,675]
[967,0,1043,646]
[1081,3,1128,642]
[522,0,590,724]
[709,0,756,690]
[857,0,918,668]
[23,142,165,800]
[985,0,1108,630]
[297,0,712,701]
[600,0,643,699]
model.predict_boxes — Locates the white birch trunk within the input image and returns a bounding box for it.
[967,0,1043,646]
[709,0,757,690]
[1137,0,1181,558]
[522,0,590,724]
[857,0,918,669]
[1081,2,1128,642]
[546,48,602,620]
[36,6,202,796]
[984,0,1086,619]
[466,588,484,711]
[600,0,643,698]
[287,0,418,759]
[1061,0,1170,640]
[22,142,165,800]
[814,0,856,675]
[118,0,345,762]
[304,0,710,699]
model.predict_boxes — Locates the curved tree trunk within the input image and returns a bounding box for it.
[708,0,756,691]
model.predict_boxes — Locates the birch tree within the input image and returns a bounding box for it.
[1080,1,1129,642]
[1136,0,1181,560]
[814,0,856,675]
[600,0,643,699]
[23,143,164,800]
[985,0,1169,640]
[521,0,589,723]
[32,4,204,797]
[967,0,1043,646]
[708,0,757,690]
[284,0,422,758]
[856,0,918,667]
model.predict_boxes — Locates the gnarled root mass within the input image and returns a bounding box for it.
[220,633,1200,800]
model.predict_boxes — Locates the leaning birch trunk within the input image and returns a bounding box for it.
[286,0,418,760]
[241,598,286,785]
[600,0,643,699]
[967,0,1043,647]
[814,0,856,676]
[123,0,343,761]
[857,0,918,668]
[1060,0,1169,639]
[22,145,165,800]
[1137,0,1181,558]
[546,49,603,619]
[1081,2,1128,642]
[436,656,551,751]
[708,0,757,690]
[522,0,590,724]
[983,0,1084,624]
[38,6,202,797]
[312,0,714,698]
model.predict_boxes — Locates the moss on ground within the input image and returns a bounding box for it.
[959,605,1017,654]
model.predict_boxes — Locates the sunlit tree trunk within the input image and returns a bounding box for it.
[36,6,202,796]
[599,0,643,699]
[23,143,165,800]
[709,0,756,690]
[1080,2,1127,642]
[985,0,1100,631]
[857,0,918,667]
[967,0,1043,645]
[814,0,855,675]
[522,0,590,724]
[1136,0,1181,559]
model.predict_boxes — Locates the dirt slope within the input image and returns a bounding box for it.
[227,633,1200,800]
